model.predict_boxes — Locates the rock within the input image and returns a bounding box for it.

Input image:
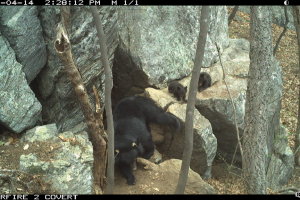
[0,7,47,83]
[112,6,229,104]
[19,124,93,194]
[20,153,50,175]
[21,123,58,143]
[195,38,283,167]
[149,149,163,164]
[194,38,293,188]
[0,34,42,133]
[144,87,217,179]
[266,125,294,190]
[37,7,119,132]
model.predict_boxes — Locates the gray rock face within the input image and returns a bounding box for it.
[113,6,229,104]
[0,34,42,133]
[266,125,294,190]
[144,88,217,179]
[0,7,47,84]
[36,6,229,132]
[20,124,93,194]
[37,7,119,131]
[195,38,294,188]
[195,39,249,165]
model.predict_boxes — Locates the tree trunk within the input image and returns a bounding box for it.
[228,6,239,26]
[54,22,107,194]
[292,6,300,166]
[90,6,115,194]
[242,6,272,194]
[174,6,210,194]
[273,6,289,56]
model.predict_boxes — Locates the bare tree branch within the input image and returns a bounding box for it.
[54,22,107,194]
[215,42,243,160]
[273,6,289,56]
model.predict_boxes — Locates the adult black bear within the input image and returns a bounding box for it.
[114,96,180,185]
[168,81,187,101]
[198,72,212,92]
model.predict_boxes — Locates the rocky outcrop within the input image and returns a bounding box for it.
[37,7,119,132]
[195,38,249,165]
[266,125,294,190]
[112,6,229,105]
[0,6,229,134]
[144,87,217,179]
[0,7,47,84]
[0,34,42,133]
[194,38,294,189]
[19,124,93,194]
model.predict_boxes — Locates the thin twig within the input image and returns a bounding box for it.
[215,42,243,160]
[215,42,244,194]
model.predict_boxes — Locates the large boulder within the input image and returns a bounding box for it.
[0,34,42,133]
[266,125,294,190]
[36,7,119,132]
[144,87,217,179]
[195,39,249,165]
[112,6,229,105]
[0,7,47,84]
[20,124,93,194]
[194,38,294,188]
[34,6,229,132]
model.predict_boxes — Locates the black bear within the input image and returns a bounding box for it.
[198,72,212,92]
[168,81,187,101]
[114,96,180,185]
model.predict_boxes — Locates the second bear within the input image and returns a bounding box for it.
[198,72,212,92]
[168,81,187,101]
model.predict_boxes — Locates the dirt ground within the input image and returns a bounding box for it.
[0,7,300,194]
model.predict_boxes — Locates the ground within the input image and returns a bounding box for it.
[0,7,299,194]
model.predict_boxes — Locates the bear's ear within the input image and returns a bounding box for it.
[177,86,181,91]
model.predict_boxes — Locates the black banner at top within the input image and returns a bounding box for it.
[0,0,292,6]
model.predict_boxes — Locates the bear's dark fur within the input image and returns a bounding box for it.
[198,72,212,92]
[114,96,180,185]
[168,81,187,101]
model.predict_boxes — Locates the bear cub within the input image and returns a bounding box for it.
[114,96,180,185]
[198,72,212,92]
[168,81,187,101]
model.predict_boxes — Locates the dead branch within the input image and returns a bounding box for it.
[215,42,244,194]
[60,7,70,36]
[215,42,243,160]
[54,21,107,194]
[93,85,107,141]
